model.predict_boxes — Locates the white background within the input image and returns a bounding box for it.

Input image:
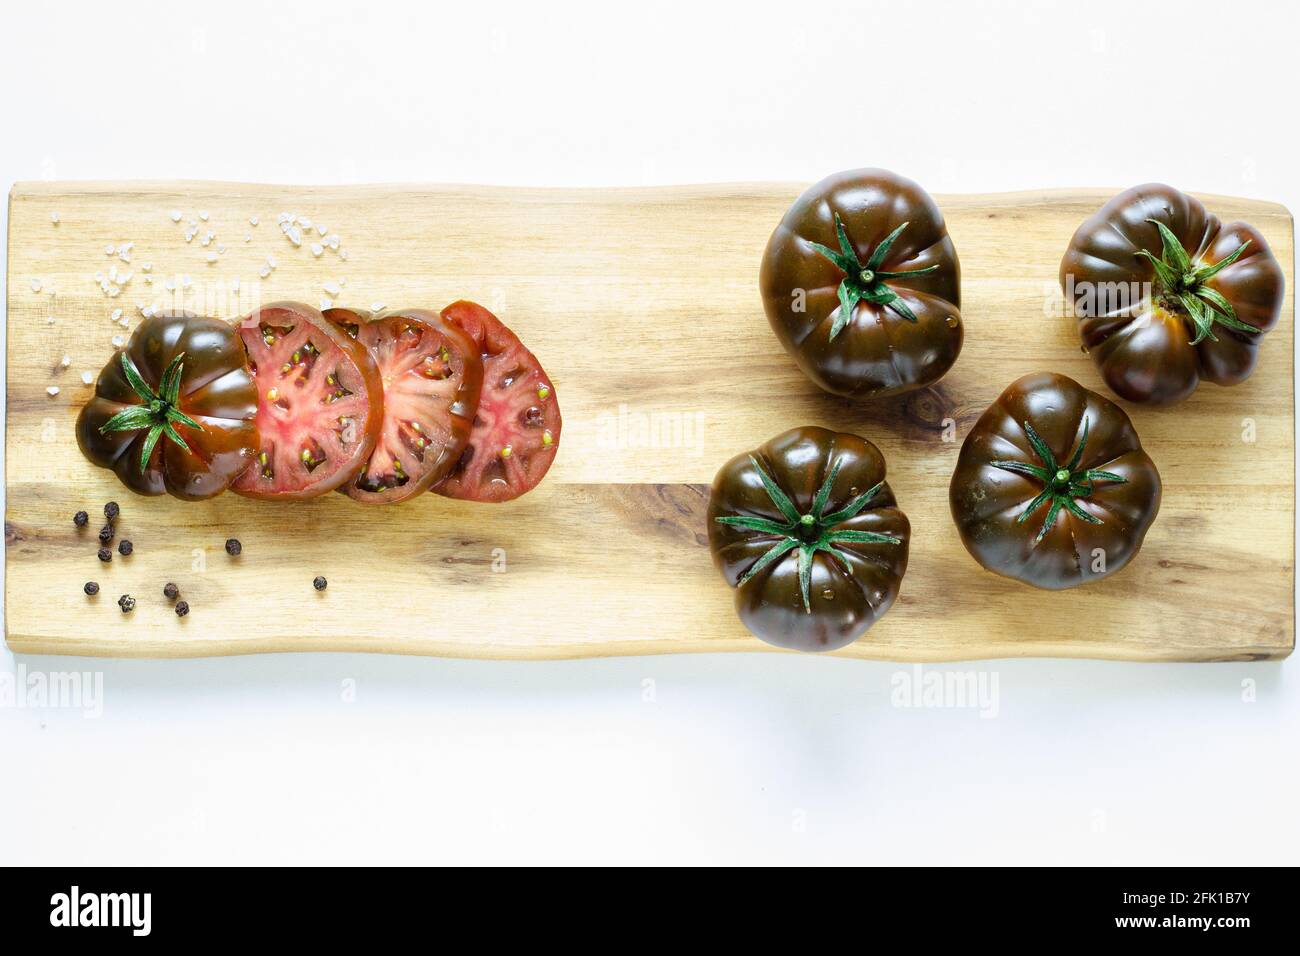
[2,0,1296,865]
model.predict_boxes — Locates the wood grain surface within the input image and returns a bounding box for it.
[4,181,1294,661]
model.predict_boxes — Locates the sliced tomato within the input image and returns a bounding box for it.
[232,301,383,500]
[325,307,483,504]
[434,301,561,503]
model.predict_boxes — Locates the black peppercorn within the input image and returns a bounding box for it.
[117,594,135,613]
[118,539,133,556]
[73,511,89,528]
[97,547,112,562]
[175,601,190,617]
[84,581,99,596]
[225,538,242,556]
[313,576,327,591]
[104,501,120,521]
[98,525,115,544]
[163,583,179,600]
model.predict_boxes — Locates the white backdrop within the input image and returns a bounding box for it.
[1,0,1295,865]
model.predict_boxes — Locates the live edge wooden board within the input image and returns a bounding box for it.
[4,181,1294,661]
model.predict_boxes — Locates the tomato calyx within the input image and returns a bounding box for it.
[989,417,1127,543]
[1136,219,1258,346]
[98,351,206,473]
[810,213,941,339]
[714,455,901,613]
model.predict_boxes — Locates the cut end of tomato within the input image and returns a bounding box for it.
[434,301,561,503]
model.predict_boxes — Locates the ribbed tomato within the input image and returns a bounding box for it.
[232,301,384,500]
[434,301,561,503]
[326,306,483,504]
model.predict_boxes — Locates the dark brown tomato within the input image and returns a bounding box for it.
[707,426,910,652]
[433,301,560,503]
[1060,183,1284,405]
[326,307,482,504]
[231,301,384,500]
[76,313,260,500]
[760,168,963,399]
[949,372,1161,589]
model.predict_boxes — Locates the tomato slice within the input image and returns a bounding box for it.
[232,301,384,500]
[434,301,561,503]
[325,307,483,504]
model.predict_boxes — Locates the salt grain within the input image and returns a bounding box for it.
[81,371,94,385]
[30,278,42,292]
[60,354,71,367]
[46,386,60,397]
[170,210,183,222]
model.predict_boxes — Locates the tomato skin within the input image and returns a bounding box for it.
[707,427,910,652]
[231,301,384,501]
[1060,184,1284,405]
[325,306,482,505]
[760,169,963,399]
[433,301,561,503]
[949,372,1162,590]
[76,313,260,500]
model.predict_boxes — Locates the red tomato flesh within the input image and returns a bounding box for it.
[232,301,383,500]
[434,300,561,503]
[326,307,483,504]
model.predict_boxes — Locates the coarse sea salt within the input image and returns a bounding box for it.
[46,386,60,396]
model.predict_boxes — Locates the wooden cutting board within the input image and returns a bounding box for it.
[4,181,1294,661]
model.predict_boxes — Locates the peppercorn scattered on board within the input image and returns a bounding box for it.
[4,181,1294,661]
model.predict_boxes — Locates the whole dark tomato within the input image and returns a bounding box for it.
[326,306,483,505]
[760,169,963,399]
[231,301,384,500]
[433,301,561,503]
[707,426,910,652]
[76,313,260,500]
[1060,183,1284,404]
[949,372,1161,590]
